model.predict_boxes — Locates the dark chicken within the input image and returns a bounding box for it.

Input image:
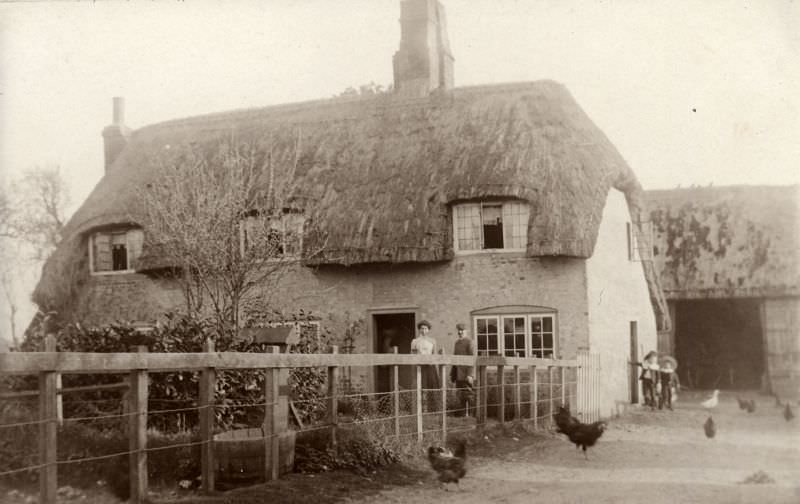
[704,415,716,439]
[566,421,607,460]
[737,397,748,410]
[427,439,467,490]
[745,399,756,413]
[555,405,580,436]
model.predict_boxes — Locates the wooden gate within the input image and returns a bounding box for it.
[577,351,601,422]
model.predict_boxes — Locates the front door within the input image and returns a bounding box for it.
[374,313,415,392]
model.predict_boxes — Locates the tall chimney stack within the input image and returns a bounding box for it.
[102,97,131,172]
[392,0,454,97]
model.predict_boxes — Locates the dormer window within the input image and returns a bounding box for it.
[89,228,143,274]
[240,211,305,259]
[453,201,529,252]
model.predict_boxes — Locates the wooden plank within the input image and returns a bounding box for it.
[548,366,554,425]
[498,365,505,424]
[266,346,282,482]
[514,366,521,422]
[561,367,566,407]
[199,339,215,493]
[45,337,63,427]
[328,346,339,447]
[416,365,422,442]
[392,347,400,437]
[0,351,577,374]
[531,366,538,428]
[440,364,447,440]
[38,335,58,504]
[478,365,488,426]
[128,346,148,504]
[288,401,305,430]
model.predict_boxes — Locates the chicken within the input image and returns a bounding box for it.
[566,421,607,460]
[704,415,716,439]
[555,405,580,436]
[701,389,719,409]
[784,404,795,422]
[427,439,467,490]
[745,399,756,414]
[737,397,748,410]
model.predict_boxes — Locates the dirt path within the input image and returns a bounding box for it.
[357,391,800,504]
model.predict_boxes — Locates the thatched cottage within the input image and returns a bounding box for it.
[34,0,668,413]
[647,185,799,399]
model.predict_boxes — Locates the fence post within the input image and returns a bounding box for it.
[561,367,566,407]
[530,365,538,429]
[263,345,284,481]
[128,345,148,504]
[498,365,505,424]
[440,364,447,440]
[45,336,64,427]
[327,346,339,447]
[415,365,423,442]
[38,334,57,504]
[392,347,400,437]
[478,364,488,426]
[514,366,521,422]
[200,338,216,493]
[548,366,554,425]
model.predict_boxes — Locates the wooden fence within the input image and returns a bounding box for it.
[0,343,589,504]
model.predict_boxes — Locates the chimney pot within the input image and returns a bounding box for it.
[112,97,125,125]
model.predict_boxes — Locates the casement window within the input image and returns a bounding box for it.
[473,311,557,358]
[627,221,653,261]
[453,201,529,252]
[89,228,144,274]
[240,212,305,259]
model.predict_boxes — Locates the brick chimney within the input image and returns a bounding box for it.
[101,97,131,172]
[392,0,454,96]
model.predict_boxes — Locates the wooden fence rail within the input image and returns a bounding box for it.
[0,348,585,504]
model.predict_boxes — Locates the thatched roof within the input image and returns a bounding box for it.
[35,81,647,307]
[646,185,800,299]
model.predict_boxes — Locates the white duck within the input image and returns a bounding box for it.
[701,389,720,409]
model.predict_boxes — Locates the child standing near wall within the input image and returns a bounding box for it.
[639,351,659,410]
[658,358,680,410]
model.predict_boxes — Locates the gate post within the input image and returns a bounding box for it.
[200,339,216,493]
[129,345,149,504]
[39,334,58,504]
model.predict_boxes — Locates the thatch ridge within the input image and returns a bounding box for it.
[646,184,799,299]
[35,80,646,309]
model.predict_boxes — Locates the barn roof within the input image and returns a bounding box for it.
[646,185,800,299]
[34,80,650,309]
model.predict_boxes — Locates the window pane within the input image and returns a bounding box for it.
[531,333,542,349]
[455,204,481,250]
[515,333,525,349]
[502,201,529,249]
[111,244,127,271]
[543,317,553,332]
[476,317,499,356]
[543,333,553,350]
[531,318,542,333]
[92,233,112,272]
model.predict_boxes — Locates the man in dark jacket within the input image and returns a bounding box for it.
[450,323,476,417]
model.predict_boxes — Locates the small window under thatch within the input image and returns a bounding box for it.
[453,201,529,252]
[89,228,143,274]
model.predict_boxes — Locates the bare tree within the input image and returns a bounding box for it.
[9,166,69,259]
[137,139,321,335]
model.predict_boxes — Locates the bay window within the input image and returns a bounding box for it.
[473,311,557,358]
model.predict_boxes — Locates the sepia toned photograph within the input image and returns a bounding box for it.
[0,1,797,503]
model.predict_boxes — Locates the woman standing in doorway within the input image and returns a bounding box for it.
[411,320,440,411]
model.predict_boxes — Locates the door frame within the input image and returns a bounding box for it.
[366,306,420,392]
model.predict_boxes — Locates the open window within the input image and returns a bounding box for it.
[453,200,529,252]
[89,228,144,274]
[240,210,305,260]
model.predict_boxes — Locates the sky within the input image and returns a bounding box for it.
[0,0,798,343]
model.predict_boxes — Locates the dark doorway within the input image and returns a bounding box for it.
[374,313,415,392]
[674,299,765,390]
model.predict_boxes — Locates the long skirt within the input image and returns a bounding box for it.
[422,365,440,412]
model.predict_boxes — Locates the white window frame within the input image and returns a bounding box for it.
[239,212,305,261]
[452,201,529,254]
[473,313,557,358]
[88,228,142,276]
[627,221,653,262]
